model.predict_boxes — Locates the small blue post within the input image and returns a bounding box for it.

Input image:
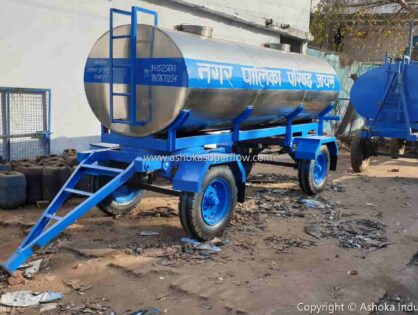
[232,106,253,142]
[285,105,304,147]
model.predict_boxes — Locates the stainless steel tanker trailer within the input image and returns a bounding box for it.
[350,21,418,172]
[1,6,341,273]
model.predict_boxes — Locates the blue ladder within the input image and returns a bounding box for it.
[0,151,136,274]
[369,60,413,139]
[109,6,158,126]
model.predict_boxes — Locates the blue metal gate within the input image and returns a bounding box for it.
[0,87,51,161]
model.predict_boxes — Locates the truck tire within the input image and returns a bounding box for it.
[351,134,370,173]
[179,166,237,241]
[298,145,330,195]
[0,171,27,209]
[15,165,43,204]
[90,176,144,216]
[90,162,145,216]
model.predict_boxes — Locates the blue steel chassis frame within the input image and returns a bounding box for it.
[1,103,339,274]
[0,6,340,274]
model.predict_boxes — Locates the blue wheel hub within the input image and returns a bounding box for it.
[313,151,328,185]
[112,185,140,203]
[201,178,230,226]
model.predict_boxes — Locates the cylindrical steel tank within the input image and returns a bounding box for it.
[350,63,418,124]
[84,25,340,137]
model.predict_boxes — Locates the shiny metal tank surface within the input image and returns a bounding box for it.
[84,25,340,137]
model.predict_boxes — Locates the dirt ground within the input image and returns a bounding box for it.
[0,152,417,315]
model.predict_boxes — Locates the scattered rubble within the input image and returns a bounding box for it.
[19,259,43,279]
[247,173,296,184]
[264,235,316,253]
[372,293,418,315]
[138,207,178,218]
[138,231,160,236]
[181,237,223,255]
[305,218,388,250]
[387,168,400,173]
[60,301,111,314]
[39,302,58,313]
[7,271,25,286]
[63,279,93,294]
[299,198,325,209]
[129,308,161,315]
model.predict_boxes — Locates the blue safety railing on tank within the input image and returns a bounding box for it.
[366,58,414,139]
[109,6,158,126]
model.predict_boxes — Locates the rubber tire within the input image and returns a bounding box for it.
[351,134,370,173]
[90,172,144,217]
[15,165,43,204]
[298,145,330,196]
[0,171,27,209]
[178,166,237,241]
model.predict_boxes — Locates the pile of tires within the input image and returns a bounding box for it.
[0,149,80,209]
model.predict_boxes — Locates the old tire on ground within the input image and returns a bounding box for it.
[90,164,144,216]
[0,171,27,209]
[15,165,43,204]
[351,134,370,173]
[298,145,330,196]
[179,166,237,241]
[390,139,406,158]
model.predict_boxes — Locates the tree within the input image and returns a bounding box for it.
[311,0,418,59]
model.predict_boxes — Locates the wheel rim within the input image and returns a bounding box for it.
[313,151,328,185]
[201,178,230,226]
[112,185,140,204]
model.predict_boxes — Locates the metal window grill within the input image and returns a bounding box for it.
[0,87,51,161]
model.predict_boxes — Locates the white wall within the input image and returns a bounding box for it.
[0,0,311,154]
[186,0,312,32]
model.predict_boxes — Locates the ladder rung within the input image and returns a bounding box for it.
[112,35,131,39]
[64,188,93,197]
[112,92,131,97]
[80,164,123,176]
[45,214,63,222]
